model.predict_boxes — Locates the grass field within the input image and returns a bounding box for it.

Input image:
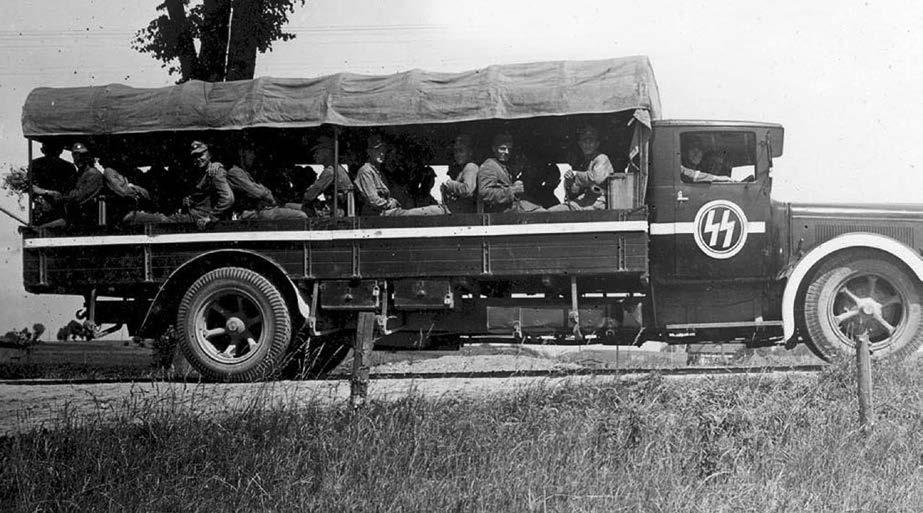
[2,359,921,512]
[0,339,155,380]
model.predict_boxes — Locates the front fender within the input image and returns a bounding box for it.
[781,233,923,342]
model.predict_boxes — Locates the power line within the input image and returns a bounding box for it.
[0,24,447,38]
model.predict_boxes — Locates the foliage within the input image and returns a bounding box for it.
[1,326,44,349]
[0,363,153,381]
[132,0,307,83]
[1,166,30,209]
[2,360,923,511]
[151,326,178,369]
[55,320,96,342]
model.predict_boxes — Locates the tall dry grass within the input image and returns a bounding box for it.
[2,360,922,512]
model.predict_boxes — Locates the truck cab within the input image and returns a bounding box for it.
[648,120,785,334]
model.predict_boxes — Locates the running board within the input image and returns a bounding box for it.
[666,321,783,330]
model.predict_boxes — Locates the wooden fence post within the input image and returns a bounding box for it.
[350,311,377,408]
[856,331,874,431]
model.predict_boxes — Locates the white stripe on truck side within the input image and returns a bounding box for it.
[24,220,651,249]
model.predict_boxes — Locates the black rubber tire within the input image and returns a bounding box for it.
[803,252,923,362]
[176,267,292,382]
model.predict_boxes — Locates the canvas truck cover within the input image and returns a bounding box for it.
[22,56,661,137]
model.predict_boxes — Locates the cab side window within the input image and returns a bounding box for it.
[680,131,756,183]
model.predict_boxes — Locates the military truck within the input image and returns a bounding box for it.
[19,56,923,380]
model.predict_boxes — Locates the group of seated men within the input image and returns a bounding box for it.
[368,124,617,216]
[29,124,620,228]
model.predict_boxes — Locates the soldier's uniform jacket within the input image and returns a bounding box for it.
[355,162,394,214]
[226,165,276,211]
[188,162,234,221]
[443,161,479,214]
[31,155,77,194]
[63,162,107,226]
[31,155,77,225]
[477,157,518,213]
[568,152,614,209]
[302,164,353,204]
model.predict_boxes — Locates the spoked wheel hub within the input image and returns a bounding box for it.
[194,289,266,364]
[828,273,906,350]
[177,267,292,382]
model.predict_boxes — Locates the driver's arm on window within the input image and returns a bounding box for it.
[681,166,734,183]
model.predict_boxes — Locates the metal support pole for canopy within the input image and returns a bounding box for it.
[332,126,339,218]
[637,126,650,208]
[27,139,33,224]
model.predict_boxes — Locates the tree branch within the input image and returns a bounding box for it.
[161,0,199,82]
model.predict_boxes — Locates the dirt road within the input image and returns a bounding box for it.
[1,372,822,436]
[0,345,658,434]
[0,374,632,435]
[0,344,821,435]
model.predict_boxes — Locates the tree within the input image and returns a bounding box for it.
[56,320,96,342]
[133,0,306,83]
[2,325,44,349]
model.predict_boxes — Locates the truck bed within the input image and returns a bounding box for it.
[23,209,650,296]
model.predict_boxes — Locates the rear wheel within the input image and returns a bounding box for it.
[803,253,923,361]
[176,267,292,381]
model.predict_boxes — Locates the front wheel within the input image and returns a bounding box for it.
[176,267,292,381]
[803,253,923,362]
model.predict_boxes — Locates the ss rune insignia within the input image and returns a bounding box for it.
[692,200,749,259]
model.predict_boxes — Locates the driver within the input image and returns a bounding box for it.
[680,143,734,183]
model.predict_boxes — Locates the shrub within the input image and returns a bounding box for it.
[151,326,178,369]
[1,326,43,349]
[1,165,29,208]
[55,320,95,341]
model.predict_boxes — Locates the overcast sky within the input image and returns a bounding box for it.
[1,0,922,333]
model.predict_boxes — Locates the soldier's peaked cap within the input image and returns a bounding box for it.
[366,134,386,150]
[190,140,209,155]
[312,136,334,152]
[492,132,513,147]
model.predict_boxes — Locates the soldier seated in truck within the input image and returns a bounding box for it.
[302,135,354,217]
[384,135,440,210]
[554,124,614,210]
[244,136,313,210]
[30,142,77,226]
[173,141,236,227]
[61,143,108,227]
[520,160,562,209]
[477,132,530,213]
[355,134,447,216]
[96,151,155,224]
[125,141,236,226]
[441,134,479,214]
[226,144,307,221]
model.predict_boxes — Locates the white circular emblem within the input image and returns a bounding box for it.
[692,200,748,259]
